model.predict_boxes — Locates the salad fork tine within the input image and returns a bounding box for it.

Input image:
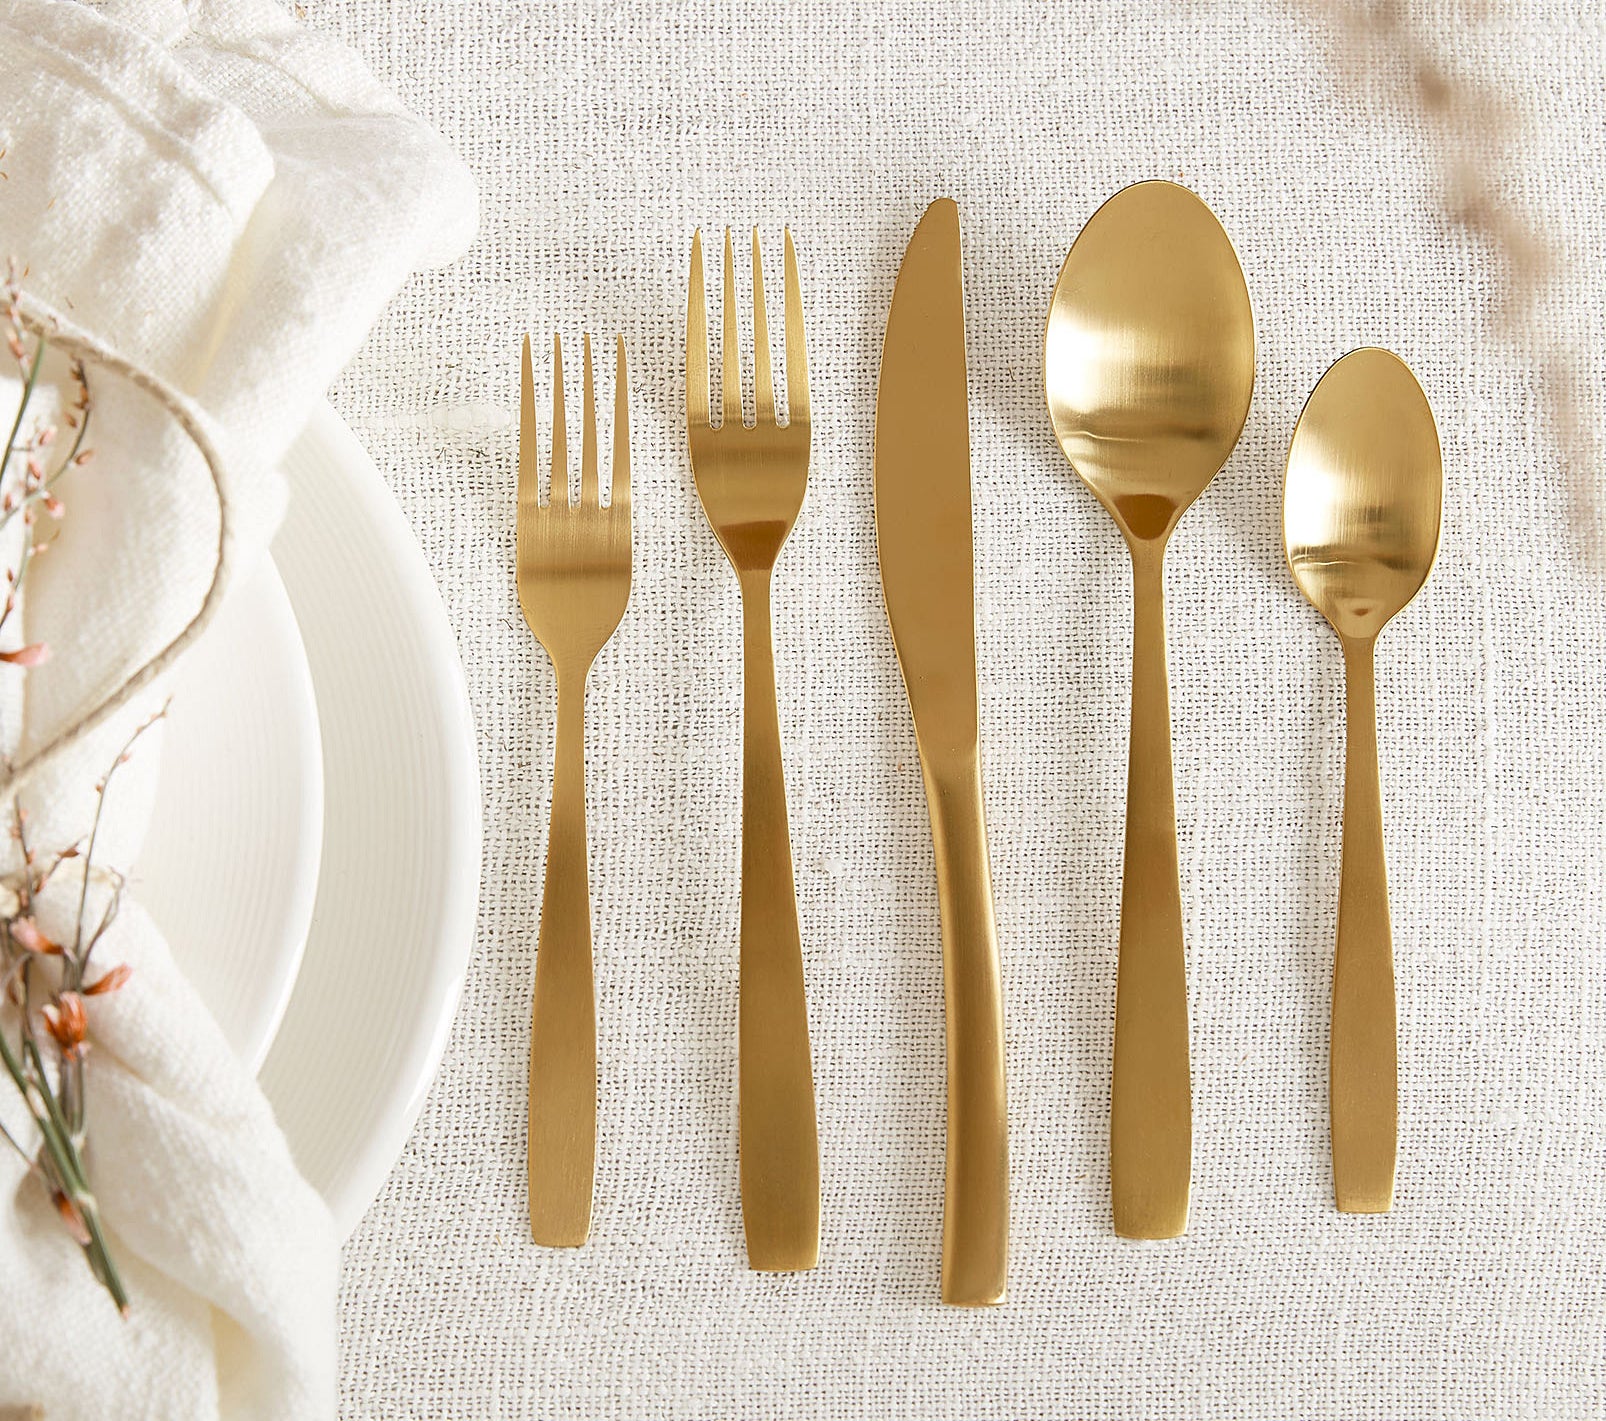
[722,227,742,428]
[784,230,808,428]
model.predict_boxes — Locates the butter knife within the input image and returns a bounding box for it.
[874,197,1008,1307]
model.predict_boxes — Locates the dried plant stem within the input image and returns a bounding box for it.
[0,296,234,802]
[0,1018,127,1313]
[0,286,158,1316]
[2,342,44,465]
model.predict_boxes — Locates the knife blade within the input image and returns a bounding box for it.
[874,197,1009,1307]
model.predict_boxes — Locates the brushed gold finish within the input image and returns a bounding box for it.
[1045,181,1255,1239]
[875,198,1008,1307]
[687,227,820,1272]
[518,332,632,1246]
[1284,347,1441,1215]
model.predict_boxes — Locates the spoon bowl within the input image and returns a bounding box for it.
[1046,180,1255,544]
[1285,347,1442,642]
[1043,180,1255,1238]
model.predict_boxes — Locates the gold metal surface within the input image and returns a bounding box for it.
[518,332,632,1246]
[1284,347,1441,1215]
[875,198,1009,1307]
[687,227,820,1272]
[1044,181,1255,1239]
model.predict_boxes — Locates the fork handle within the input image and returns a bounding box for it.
[1332,635,1396,1212]
[1111,542,1192,1239]
[528,672,596,1246]
[737,571,820,1271]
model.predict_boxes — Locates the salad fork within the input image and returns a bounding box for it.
[518,332,631,1247]
[687,227,820,1271]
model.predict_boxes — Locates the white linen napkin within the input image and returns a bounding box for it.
[0,1,476,1417]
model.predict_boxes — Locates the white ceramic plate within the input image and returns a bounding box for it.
[144,404,480,1237]
[139,560,323,1072]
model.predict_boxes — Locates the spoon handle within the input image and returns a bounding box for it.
[1111,545,1192,1239]
[1332,637,1397,1212]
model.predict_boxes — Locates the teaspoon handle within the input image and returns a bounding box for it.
[1332,636,1397,1213]
[1111,544,1192,1239]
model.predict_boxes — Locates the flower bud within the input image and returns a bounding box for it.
[9,917,60,954]
[42,992,87,1054]
[84,964,132,996]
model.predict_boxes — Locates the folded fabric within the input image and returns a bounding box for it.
[0,1,476,1416]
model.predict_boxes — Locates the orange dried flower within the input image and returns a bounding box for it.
[0,642,49,667]
[9,917,61,954]
[84,963,132,996]
[42,992,87,1054]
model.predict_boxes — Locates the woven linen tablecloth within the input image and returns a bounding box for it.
[316,1,1606,1415]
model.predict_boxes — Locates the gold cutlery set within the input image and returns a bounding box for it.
[516,180,1443,1306]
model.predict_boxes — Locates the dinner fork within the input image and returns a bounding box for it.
[687,227,820,1271]
[518,332,631,1247]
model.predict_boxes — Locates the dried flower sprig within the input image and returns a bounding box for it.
[0,266,139,1315]
[0,709,164,1318]
[3,256,94,664]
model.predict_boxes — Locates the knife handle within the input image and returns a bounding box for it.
[1331,635,1396,1213]
[528,671,596,1246]
[924,752,1009,1306]
[737,573,821,1271]
[1111,543,1192,1239]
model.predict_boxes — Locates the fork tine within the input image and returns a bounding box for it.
[519,334,540,515]
[551,333,568,506]
[783,228,809,430]
[722,227,742,429]
[687,230,709,431]
[581,333,599,506]
[752,230,774,424]
[612,335,630,517]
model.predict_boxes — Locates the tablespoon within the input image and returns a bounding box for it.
[1284,347,1441,1214]
[1045,181,1255,1239]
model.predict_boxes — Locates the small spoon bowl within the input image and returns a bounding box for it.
[1285,347,1442,642]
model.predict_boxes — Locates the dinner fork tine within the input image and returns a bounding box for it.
[722,227,742,429]
[688,231,710,429]
[783,228,808,429]
[520,334,539,512]
[752,230,773,424]
[551,333,568,506]
[612,336,630,515]
[581,334,599,507]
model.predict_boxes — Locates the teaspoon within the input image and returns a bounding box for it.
[1284,347,1441,1213]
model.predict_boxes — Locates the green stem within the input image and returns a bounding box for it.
[1,338,45,475]
[0,1030,129,1314]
